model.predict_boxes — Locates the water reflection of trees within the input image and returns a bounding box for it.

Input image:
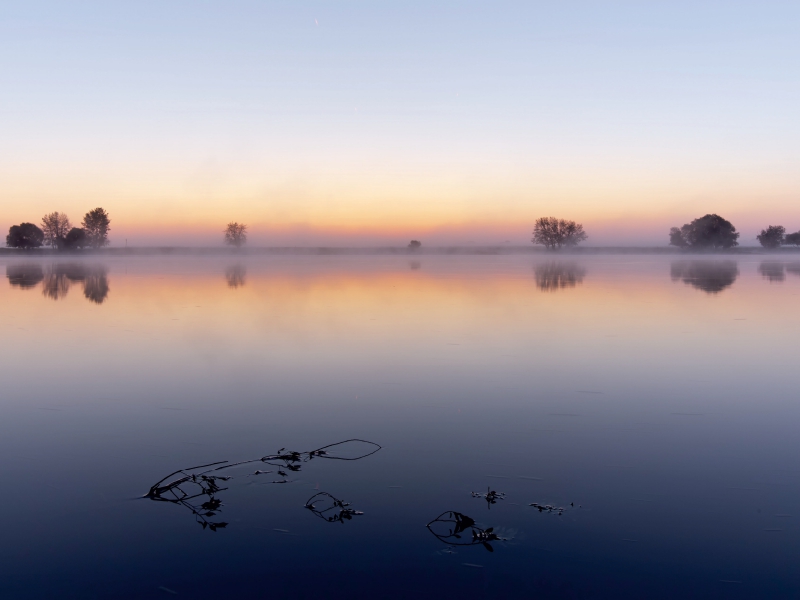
[534,262,587,291]
[6,264,45,289]
[44,264,110,303]
[670,260,739,294]
[758,261,800,282]
[225,265,246,288]
[758,261,785,282]
[6,263,109,303]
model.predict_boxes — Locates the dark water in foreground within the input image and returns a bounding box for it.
[1,255,799,599]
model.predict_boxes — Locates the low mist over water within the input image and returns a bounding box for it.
[1,255,799,599]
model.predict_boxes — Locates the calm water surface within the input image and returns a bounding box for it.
[1,254,799,599]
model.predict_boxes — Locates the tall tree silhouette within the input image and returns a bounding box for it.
[81,208,111,248]
[41,212,72,249]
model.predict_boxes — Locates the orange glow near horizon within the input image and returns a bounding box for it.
[3,159,800,246]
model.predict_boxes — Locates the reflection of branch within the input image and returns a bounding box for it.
[426,511,506,552]
[471,486,505,509]
[529,501,574,515]
[305,492,363,524]
[144,439,381,531]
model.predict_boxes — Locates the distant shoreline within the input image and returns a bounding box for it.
[2,245,799,256]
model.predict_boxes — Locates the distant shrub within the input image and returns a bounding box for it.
[756,225,785,249]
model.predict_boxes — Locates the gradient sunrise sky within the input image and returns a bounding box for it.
[2,1,799,246]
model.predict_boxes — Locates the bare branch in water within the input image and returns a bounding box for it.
[304,492,364,524]
[426,511,506,552]
[144,439,381,531]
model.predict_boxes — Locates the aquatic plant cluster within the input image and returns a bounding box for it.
[669,214,800,250]
[145,439,578,557]
[144,440,381,531]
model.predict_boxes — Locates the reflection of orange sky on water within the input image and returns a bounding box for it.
[3,258,799,364]
[3,256,800,415]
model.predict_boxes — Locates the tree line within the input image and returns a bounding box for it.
[7,210,799,250]
[6,208,111,250]
[529,213,800,251]
[669,214,800,250]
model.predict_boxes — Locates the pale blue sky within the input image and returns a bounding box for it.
[2,1,799,245]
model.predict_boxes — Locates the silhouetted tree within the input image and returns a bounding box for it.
[532,217,587,250]
[669,227,688,248]
[81,208,111,248]
[784,231,800,247]
[758,261,784,282]
[6,223,44,249]
[6,264,44,288]
[670,260,739,293]
[41,212,72,249]
[534,262,587,291]
[64,228,88,250]
[668,214,739,250]
[408,240,421,250]
[224,222,247,247]
[757,225,785,249]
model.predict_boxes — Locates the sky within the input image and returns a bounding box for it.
[2,1,799,246]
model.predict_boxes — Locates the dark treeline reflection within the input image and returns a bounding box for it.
[534,261,587,291]
[670,260,739,294]
[758,261,800,282]
[759,261,785,282]
[225,264,246,288]
[6,263,44,289]
[6,263,109,304]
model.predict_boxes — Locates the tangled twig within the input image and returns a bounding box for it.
[144,439,381,531]
[304,492,364,524]
[425,511,506,552]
